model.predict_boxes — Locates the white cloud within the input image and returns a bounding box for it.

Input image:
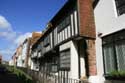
[0,15,32,61]
[0,15,11,30]
[14,32,32,45]
[0,32,8,36]
[0,48,15,61]
[0,15,17,41]
[0,32,32,61]
[0,49,13,55]
[0,15,19,61]
[0,31,17,40]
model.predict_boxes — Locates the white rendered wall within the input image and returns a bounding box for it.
[94,0,125,36]
[28,57,31,68]
[31,61,37,70]
[31,61,34,70]
[94,0,125,83]
[70,41,79,79]
[9,60,14,66]
[22,46,26,59]
[31,62,39,71]
[79,42,86,79]
[17,55,23,67]
[22,43,27,60]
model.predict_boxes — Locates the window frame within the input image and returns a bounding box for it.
[43,35,50,47]
[115,0,125,16]
[59,49,70,71]
[57,15,71,33]
[102,30,125,75]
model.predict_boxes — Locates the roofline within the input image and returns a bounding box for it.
[38,0,76,41]
[36,0,99,44]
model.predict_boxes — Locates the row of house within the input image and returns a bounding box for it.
[10,0,125,83]
[9,32,41,70]
[0,55,2,64]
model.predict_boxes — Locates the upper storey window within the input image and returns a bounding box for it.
[43,35,50,47]
[57,16,70,33]
[115,0,125,15]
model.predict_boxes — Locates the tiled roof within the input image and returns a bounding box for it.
[31,32,42,46]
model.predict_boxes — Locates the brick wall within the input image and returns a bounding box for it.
[86,39,97,76]
[77,0,96,38]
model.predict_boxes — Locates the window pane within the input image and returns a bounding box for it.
[115,40,125,71]
[44,35,50,47]
[115,0,125,15]
[66,16,70,25]
[60,49,70,70]
[103,44,116,74]
[57,16,70,33]
[51,64,58,72]
[118,5,125,15]
[116,0,125,7]
[102,35,113,44]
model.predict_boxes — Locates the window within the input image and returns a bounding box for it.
[22,60,25,63]
[51,57,59,73]
[102,30,125,74]
[57,16,70,33]
[43,35,50,47]
[51,64,58,72]
[37,44,41,51]
[115,0,125,15]
[38,51,41,58]
[59,49,70,70]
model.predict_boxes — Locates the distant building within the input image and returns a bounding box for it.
[12,52,17,66]
[15,45,23,67]
[9,59,14,66]
[11,32,42,69]
[0,55,2,64]
[2,61,9,65]
[29,32,42,70]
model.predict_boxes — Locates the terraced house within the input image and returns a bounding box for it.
[31,0,97,83]
[10,0,125,83]
[11,32,41,68]
[94,0,125,83]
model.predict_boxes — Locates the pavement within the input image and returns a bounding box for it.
[0,65,24,83]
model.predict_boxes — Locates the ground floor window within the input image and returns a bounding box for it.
[40,56,59,73]
[51,56,59,73]
[102,30,125,74]
[59,49,70,70]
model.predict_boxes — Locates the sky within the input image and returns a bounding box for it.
[0,0,67,61]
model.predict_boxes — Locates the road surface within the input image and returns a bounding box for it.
[0,65,24,83]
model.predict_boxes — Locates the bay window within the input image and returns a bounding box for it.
[102,30,125,74]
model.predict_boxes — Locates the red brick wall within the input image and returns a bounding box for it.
[77,0,96,38]
[86,39,97,76]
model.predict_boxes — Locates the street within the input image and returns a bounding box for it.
[0,65,24,83]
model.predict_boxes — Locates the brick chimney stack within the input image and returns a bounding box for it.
[77,0,97,76]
